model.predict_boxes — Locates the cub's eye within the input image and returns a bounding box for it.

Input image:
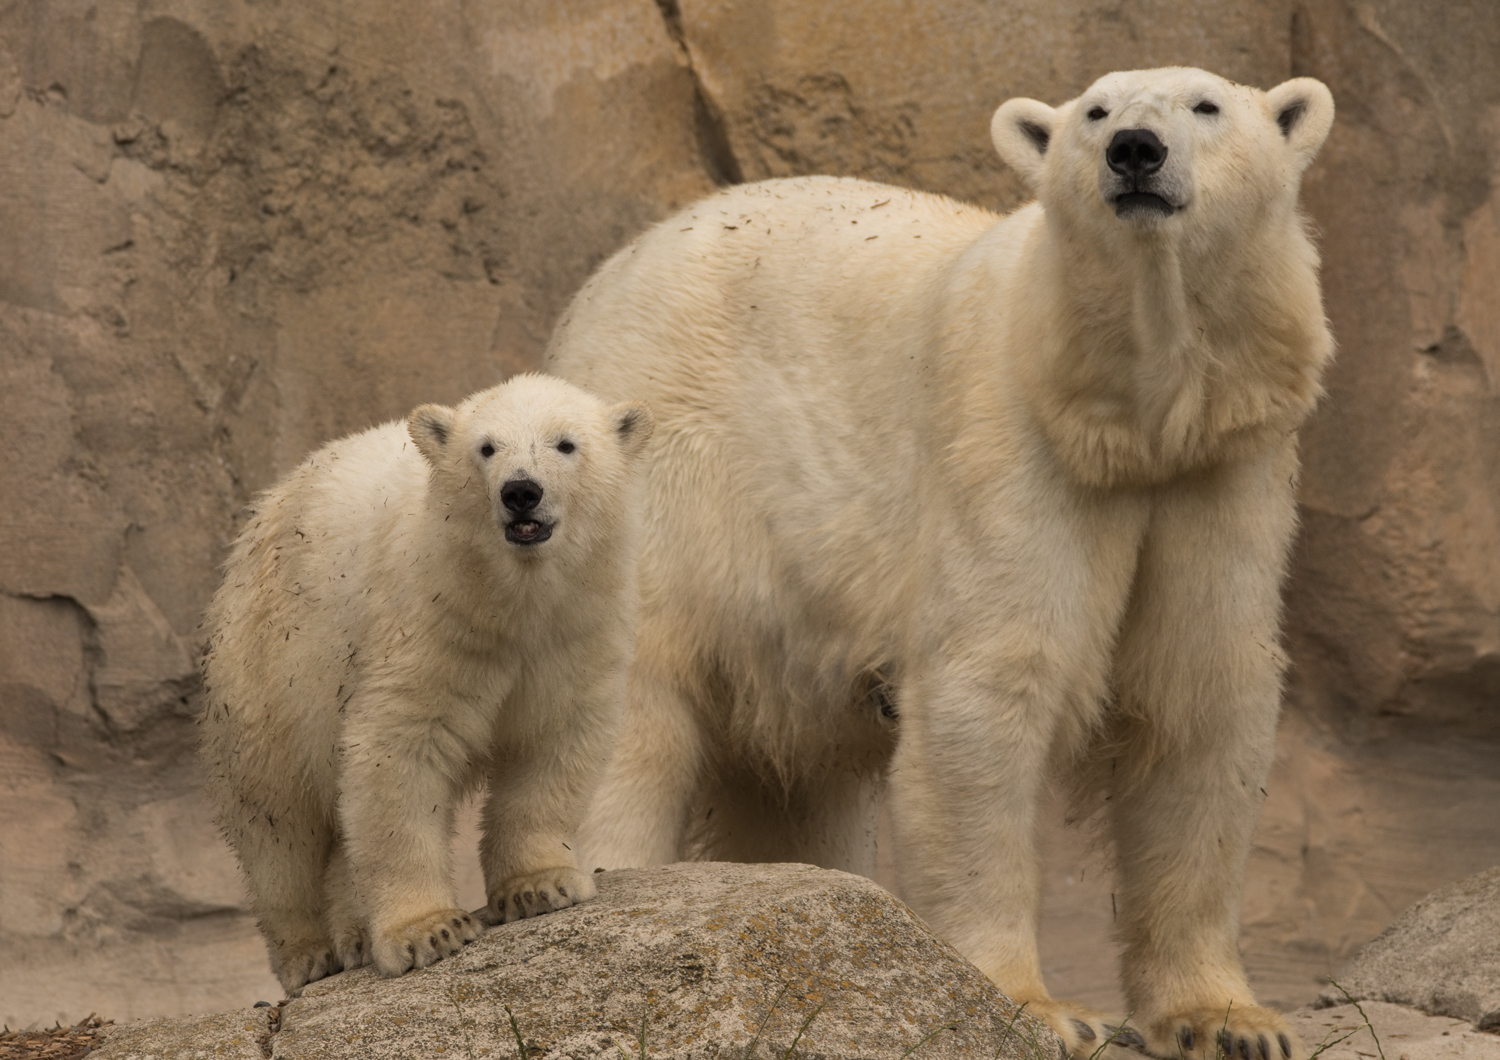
[1087,106,1108,121]
[557,440,575,454]
[1193,101,1219,115]
[479,443,495,459]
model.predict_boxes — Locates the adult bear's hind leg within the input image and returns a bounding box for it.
[576,649,707,870]
[688,765,881,878]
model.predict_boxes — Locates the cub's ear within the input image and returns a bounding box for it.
[609,400,655,459]
[991,98,1056,190]
[1266,77,1334,171]
[407,404,455,466]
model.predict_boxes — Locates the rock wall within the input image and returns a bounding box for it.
[2,0,1497,1029]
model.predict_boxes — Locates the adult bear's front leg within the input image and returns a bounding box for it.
[889,647,1134,1058]
[1107,443,1303,1060]
[888,476,1148,1057]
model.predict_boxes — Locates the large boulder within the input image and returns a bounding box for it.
[90,864,1060,1060]
[1316,866,1500,1030]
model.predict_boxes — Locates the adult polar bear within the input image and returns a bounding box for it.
[547,68,1335,1059]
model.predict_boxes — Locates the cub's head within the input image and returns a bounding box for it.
[407,373,653,556]
[991,67,1333,237]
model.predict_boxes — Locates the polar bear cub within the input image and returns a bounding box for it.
[546,68,1334,1060]
[200,373,653,992]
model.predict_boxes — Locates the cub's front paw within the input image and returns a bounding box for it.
[489,866,596,924]
[1145,1005,1301,1060]
[370,907,482,977]
[1027,999,1148,1059]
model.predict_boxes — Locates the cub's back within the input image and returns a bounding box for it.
[205,421,429,727]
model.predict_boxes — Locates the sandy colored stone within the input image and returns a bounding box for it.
[0,0,715,1028]
[273,863,1058,1060]
[1316,868,1500,1030]
[1288,1002,1500,1060]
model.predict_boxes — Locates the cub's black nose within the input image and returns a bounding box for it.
[501,477,543,513]
[1106,128,1168,176]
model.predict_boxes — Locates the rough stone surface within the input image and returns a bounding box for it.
[90,1008,269,1059]
[1315,867,1500,1030]
[4,0,1500,1030]
[277,864,1055,1060]
[1288,1002,1500,1060]
[0,0,715,1028]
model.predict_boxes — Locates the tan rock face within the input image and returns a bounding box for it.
[3,0,1498,1030]
[0,0,716,1028]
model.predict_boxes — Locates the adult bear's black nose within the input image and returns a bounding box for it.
[501,477,543,513]
[1106,128,1168,176]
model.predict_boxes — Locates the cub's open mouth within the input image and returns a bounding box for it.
[505,519,554,545]
[1113,191,1176,218]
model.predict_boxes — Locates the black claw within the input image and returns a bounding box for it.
[1181,1027,1195,1051]
[1218,1030,1233,1058]
[440,929,450,941]
[405,943,416,957]
[1072,1019,1098,1041]
[1117,1029,1146,1050]
[1278,1035,1292,1059]
[428,935,438,948]
[1258,1035,1270,1060]
[1237,1036,1251,1060]
[557,886,568,898]
[451,919,462,930]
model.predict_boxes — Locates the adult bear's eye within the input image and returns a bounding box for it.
[1087,106,1108,121]
[480,443,495,458]
[557,440,575,454]
[1193,101,1219,115]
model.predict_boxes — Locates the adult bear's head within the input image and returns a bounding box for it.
[990,67,1333,241]
[407,373,653,558]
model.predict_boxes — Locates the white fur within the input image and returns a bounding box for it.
[200,373,653,992]
[545,67,1334,1060]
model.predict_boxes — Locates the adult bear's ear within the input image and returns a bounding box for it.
[408,404,455,466]
[609,401,655,459]
[991,97,1056,191]
[1266,78,1334,171]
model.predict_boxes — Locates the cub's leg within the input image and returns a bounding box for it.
[337,702,483,978]
[575,642,705,870]
[479,671,622,923]
[1108,445,1303,1060]
[322,842,368,973]
[220,792,339,994]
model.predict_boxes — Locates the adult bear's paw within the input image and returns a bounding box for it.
[488,866,597,924]
[1143,1005,1301,1060]
[371,907,482,977]
[1026,999,1149,1058]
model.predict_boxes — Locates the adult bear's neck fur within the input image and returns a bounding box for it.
[1010,199,1334,489]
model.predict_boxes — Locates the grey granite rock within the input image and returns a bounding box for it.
[1319,867,1500,1031]
[89,1008,270,1059]
[273,862,1059,1060]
